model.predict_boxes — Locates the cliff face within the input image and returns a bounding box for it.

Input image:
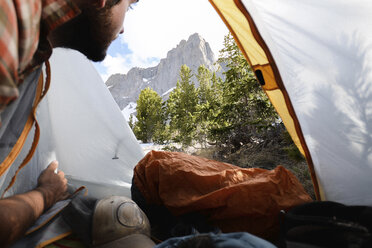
[106,33,221,110]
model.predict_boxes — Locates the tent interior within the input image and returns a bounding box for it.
[2,0,372,247]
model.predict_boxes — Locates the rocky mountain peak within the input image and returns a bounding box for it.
[106,33,221,110]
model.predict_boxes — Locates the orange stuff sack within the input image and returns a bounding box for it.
[132,151,312,241]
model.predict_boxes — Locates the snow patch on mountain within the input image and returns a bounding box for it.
[162,87,176,97]
[121,102,137,121]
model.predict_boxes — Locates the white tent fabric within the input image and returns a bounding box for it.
[241,0,372,204]
[3,48,144,199]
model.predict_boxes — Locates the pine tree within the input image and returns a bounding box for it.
[152,101,170,144]
[212,33,278,151]
[128,114,135,130]
[196,65,213,105]
[166,65,198,147]
[133,87,163,143]
[206,72,224,142]
[195,65,214,147]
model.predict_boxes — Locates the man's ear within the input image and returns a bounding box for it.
[93,0,106,9]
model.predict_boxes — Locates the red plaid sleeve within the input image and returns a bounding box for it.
[0,0,22,113]
[42,0,80,31]
[0,0,79,124]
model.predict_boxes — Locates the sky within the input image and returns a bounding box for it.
[93,0,229,82]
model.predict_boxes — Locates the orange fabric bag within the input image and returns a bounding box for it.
[133,150,312,241]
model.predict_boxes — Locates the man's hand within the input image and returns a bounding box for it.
[0,161,70,246]
[36,161,69,210]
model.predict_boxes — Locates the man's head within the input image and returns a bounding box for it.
[50,0,138,62]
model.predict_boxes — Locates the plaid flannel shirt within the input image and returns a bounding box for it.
[0,0,80,120]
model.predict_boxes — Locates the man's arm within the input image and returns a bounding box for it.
[0,161,68,247]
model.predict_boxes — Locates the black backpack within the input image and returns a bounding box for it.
[280,201,372,248]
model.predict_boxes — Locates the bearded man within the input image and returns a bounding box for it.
[0,0,138,246]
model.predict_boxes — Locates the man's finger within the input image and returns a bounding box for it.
[47,161,59,171]
[58,170,65,178]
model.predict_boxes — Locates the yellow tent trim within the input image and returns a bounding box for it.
[209,0,321,200]
[265,90,304,155]
[36,231,72,248]
[0,71,44,178]
[253,64,277,91]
